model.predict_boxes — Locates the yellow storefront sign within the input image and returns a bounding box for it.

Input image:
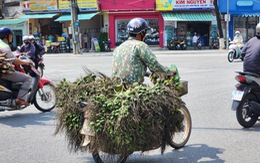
[22,0,58,11]
[156,0,173,11]
[59,0,98,11]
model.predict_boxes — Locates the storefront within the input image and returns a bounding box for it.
[109,12,162,47]
[0,19,28,48]
[156,0,216,48]
[20,0,60,45]
[99,0,162,48]
[218,0,260,42]
[54,0,100,50]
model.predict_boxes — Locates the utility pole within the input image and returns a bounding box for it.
[71,0,80,54]
[226,0,229,50]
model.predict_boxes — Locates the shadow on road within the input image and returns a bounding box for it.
[0,111,55,128]
[85,144,224,163]
[193,125,260,132]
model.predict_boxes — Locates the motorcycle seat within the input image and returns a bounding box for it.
[236,71,260,78]
[0,78,22,90]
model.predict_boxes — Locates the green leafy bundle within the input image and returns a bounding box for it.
[55,72,184,157]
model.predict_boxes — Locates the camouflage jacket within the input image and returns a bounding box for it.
[112,37,173,84]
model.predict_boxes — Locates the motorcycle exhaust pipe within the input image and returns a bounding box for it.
[250,101,260,115]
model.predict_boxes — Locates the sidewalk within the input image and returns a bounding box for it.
[45,47,228,57]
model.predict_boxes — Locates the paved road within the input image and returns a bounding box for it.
[1,49,260,163]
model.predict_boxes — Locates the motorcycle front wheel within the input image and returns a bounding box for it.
[167,105,192,149]
[33,83,57,112]
[92,151,128,163]
[228,51,235,62]
[236,93,258,128]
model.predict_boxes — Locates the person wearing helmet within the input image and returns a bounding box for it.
[29,35,45,69]
[233,30,244,51]
[20,35,36,60]
[112,17,174,84]
[241,23,260,74]
[0,26,33,106]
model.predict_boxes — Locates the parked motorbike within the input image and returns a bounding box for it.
[196,38,202,49]
[167,39,186,50]
[0,56,56,112]
[103,39,111,52]
[227,41,243,62]
[209,38,219,49]
[179,39,187,50]
[231,71,260,128]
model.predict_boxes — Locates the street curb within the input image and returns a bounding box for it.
[45,49,228,57]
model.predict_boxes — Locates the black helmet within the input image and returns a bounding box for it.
[256,23,260,36]
[0,26,12,39]
[127,18,149,34]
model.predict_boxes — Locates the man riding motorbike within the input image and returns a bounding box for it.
[112,17,174,84]
[241,23,260,74]
[80,17,175,147]
[0,26,33,106]
[20,35,36,61]
[29,35,45,69]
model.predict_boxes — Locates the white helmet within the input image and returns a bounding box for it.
[28,35,35,40]
[235,31,240,34]
[22,35,29,41]
[256,23,260,36]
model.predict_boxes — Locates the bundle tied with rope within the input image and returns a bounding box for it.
[55,68,185,158]
[0,53,15,75]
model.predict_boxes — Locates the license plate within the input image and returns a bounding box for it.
[232,90,244,101]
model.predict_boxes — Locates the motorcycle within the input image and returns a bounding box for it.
[227,41,243,62]
[37,56,45,77]
[92,67,192,163]
[14,47,45,77]
[209,38,219,49]
[0,55,56,112]
[167,39,186,50]
[179,39,187,50]
[103,39,111,52]
[231,71,260,128]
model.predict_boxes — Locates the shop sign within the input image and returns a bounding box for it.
[58,0,99,12]
[156,0,214,11]
[22,0,58,12]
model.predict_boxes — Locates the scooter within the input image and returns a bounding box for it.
[179,40,187,50]
[103,39,111,52]
[0,55,56,112]
[227,41,243,62]
[209,38,219,49]
[231,71,260,128]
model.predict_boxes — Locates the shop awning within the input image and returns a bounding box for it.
[241,13,260,17]
[54,12,98,22]
[162,12,215,21]
[18,13,58,19]
[0,19,28,25]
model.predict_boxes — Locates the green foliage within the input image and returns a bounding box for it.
[55,71,184,157]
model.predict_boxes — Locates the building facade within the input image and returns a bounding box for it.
[99,0,162,48]
[218,0,260,42]
[156,0,216,48]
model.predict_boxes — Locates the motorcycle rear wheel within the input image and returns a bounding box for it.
[92,151,128,163]
[33,83,57,112]
[236,93,258,128]
[228,51,235,62]
[167,105,192,149]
